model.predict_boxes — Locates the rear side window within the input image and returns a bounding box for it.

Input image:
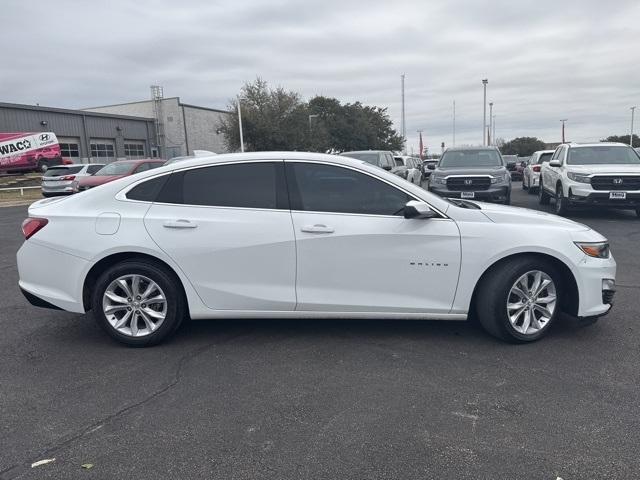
[538,153,552,163]
[126,175,169,202]
[287,162,412,216]
[45,166,83,177]
[157,162,287,209]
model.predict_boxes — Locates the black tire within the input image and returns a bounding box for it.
[37,159,49,172]
[475,256,562,343]
[92,260,185,347]
[503,191,511,205]
[538,180,550,205]
[554,184,569,216]
[635,208,640,218]
[522,177,528,190]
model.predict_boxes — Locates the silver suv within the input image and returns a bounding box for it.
[41,164,105,197]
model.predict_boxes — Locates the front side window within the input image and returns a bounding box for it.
[567,146,640,165]
[157,162,286,209]
[287,162,412,216]
[439,149,503,167]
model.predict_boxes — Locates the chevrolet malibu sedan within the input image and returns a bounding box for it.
[18,152,616,346]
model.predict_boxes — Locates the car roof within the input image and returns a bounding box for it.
[564,142,630,148]
[443,146,500,152]
[109,158,164,165]
[340,150,390,154]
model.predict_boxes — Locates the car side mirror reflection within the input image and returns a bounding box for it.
[404,201,438,219]
[549,160,561,167]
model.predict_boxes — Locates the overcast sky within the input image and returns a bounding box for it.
[2,0,639,152]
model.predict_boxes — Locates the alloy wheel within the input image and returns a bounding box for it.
[102,274,167,337]
[506,270,557,335]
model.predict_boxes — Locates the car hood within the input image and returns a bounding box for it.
[474,201,591,232]
[434,166,506,176]
[77,174,125,186]
[564,164,640,174]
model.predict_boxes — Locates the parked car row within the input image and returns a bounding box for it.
[41,159,165,197]
[339,150,438,185]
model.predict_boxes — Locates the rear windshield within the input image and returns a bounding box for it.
[44,166,83,177]
[394,158,404,166]
[567,146,640,165]
[439,150,503,167]
[538,152,553,163]
[94,162,136,176]
[340,152,379,165]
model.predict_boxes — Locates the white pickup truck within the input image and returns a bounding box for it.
[538,142,640,216]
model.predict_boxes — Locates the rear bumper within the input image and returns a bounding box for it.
[428,185,510,203]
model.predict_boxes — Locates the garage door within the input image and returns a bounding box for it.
[57,137,81,163]
[124,140,146,159]
[90,139,116,163]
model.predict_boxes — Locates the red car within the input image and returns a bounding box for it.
[73,159,165,193]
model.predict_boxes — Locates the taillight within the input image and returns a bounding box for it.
[533,165,541,172]
[61,175,76,181]
[21,217,48,240]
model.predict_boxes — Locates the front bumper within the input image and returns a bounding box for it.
[568,186,640,208]
[572,253,616,318]
[428,185,510,203]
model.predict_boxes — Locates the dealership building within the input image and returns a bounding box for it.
[0,94,230,163]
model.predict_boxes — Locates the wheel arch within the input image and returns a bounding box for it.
[82,251,190,314]
[468,252,579,318]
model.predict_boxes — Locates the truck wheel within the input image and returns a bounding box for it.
[475,256,562,342]
[37,160,49,172]
[555,184,569,216]
[538,180,550,205]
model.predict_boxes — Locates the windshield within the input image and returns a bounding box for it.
[567,146,640,165]
[439,150,503,167]
[94,162,136,176]
[341,152,379,165]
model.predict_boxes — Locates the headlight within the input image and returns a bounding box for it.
[431,175,447,184]
[490,173,510,184]
[575,241,610,258]
[567,172,591,183]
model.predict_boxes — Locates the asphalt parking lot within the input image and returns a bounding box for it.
[1,184,639,479]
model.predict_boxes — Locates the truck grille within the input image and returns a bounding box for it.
[446,176,491,191]
[590,175,640,191]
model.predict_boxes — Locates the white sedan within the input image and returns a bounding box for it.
[17,152,616,346]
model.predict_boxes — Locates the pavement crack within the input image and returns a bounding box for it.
[0,332,246,480]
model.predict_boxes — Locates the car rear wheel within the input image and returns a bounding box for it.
[522,176,528,190]
[37,160,49,172]
[92,260,185,346]
[538,180,550,205]
[475,257,561,342]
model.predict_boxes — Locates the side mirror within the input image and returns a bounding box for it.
[549,160,561,167]
[382,165,392,171]
[506,161,516,171]
[427,163,436,170]
[404,201,438,219]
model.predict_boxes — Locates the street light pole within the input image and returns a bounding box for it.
[631,107,636,148]
[237,95,244,153]
[492,114,496,146]
[489,102,494,146]
[453,100,456,147]
[482,79,488,145]
[560,119,568,143]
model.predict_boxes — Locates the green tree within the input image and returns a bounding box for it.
[601,134,639,145]
[501,137,547,156]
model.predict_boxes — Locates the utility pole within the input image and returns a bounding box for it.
[488,102,494,146]
[453,100,456,147]
[401,74,406,153]
[560,119,568,143]
[482,79,488,145]
[631,107,636,147]
[492,114,496,146]
[237,95,245,152]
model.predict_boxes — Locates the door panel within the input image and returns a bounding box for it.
[145,204,296,311]
[291,212,461,313]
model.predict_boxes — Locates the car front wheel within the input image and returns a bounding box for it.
[92,260,185,346]
[475,256,561,342]
[555,184,569,215]
[538,180,551,205]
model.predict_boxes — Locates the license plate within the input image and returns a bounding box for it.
[609,192,626,199]
[461,191,475,199]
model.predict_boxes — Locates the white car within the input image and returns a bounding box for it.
[17,152,615,346]
[539,142,640,216]
[394,155,423,185]
[522,150,554,193]
[41,164,106,197]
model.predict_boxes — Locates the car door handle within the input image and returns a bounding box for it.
[163,219,198,229]
[301,224,334,234]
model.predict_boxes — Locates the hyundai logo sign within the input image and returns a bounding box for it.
[464,179,473,185]
[39,134,50,141]
[613,178,623,185]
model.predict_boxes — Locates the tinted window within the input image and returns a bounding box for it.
[538,153,552,164]
[567,146,640,165]
[288,163,411,216]
[340,152,380,166]
[394,158,404,166]
[126,175,169,202]
[44,166,83,177]
[87,164,104,174]
[158,162,285,209]
[439,149,503,167]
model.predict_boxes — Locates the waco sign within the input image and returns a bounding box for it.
[0,132,66,173]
